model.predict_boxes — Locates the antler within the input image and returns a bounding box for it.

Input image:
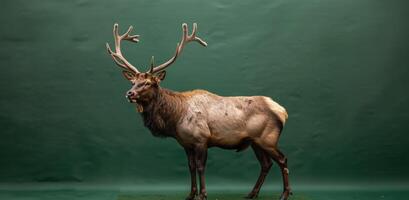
[149,23,207,74]
[106,23,141,74]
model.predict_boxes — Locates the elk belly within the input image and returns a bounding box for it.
[207,114,268,149]
[208,132,251,150]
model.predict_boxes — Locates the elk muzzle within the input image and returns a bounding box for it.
[126,90,138,103]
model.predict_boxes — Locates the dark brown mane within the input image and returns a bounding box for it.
[140,88,187,137]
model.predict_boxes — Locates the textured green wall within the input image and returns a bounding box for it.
[1,0,408,187]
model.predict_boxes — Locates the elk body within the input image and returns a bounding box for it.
[106,23,292,200]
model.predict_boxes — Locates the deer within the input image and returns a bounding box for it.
[106,22,292,200]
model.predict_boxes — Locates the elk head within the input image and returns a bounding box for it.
[106,23,207,112]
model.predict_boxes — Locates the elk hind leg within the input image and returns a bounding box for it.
[246,144,272,199]
[256,131,292,200]
[266,147,292,200]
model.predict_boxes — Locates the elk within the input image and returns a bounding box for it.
[106,23,292,200]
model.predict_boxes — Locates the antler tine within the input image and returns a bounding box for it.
[148,56,155,74]
[106,23,140,74]
[190,23,207,46]
[150,23,207,74]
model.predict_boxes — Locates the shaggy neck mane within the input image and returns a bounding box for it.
[139,88,187,137]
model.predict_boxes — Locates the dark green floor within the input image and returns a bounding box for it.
[1,187,409,200]
[117,191,409,200]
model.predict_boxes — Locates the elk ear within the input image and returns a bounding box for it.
[156,71,166,81]
[122,71,135,81]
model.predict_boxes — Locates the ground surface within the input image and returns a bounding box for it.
[1,187,408,200]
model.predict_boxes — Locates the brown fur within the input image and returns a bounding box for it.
[137,87,285,144]
[139,88,187,137]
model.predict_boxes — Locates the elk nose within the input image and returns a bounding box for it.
[126,91,135,97]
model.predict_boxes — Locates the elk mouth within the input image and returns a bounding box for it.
[126,95,139,103]
[125,96,144,112]
[128,99,137,103]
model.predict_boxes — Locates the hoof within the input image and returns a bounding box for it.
[244,192,258,199]
[279,190,292,200]
[197,193,207,200]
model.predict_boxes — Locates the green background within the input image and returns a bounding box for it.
[1,0,409,199]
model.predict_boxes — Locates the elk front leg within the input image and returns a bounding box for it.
[195,145,208,200]
[184,148,197,200]
[246,144,272,199]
